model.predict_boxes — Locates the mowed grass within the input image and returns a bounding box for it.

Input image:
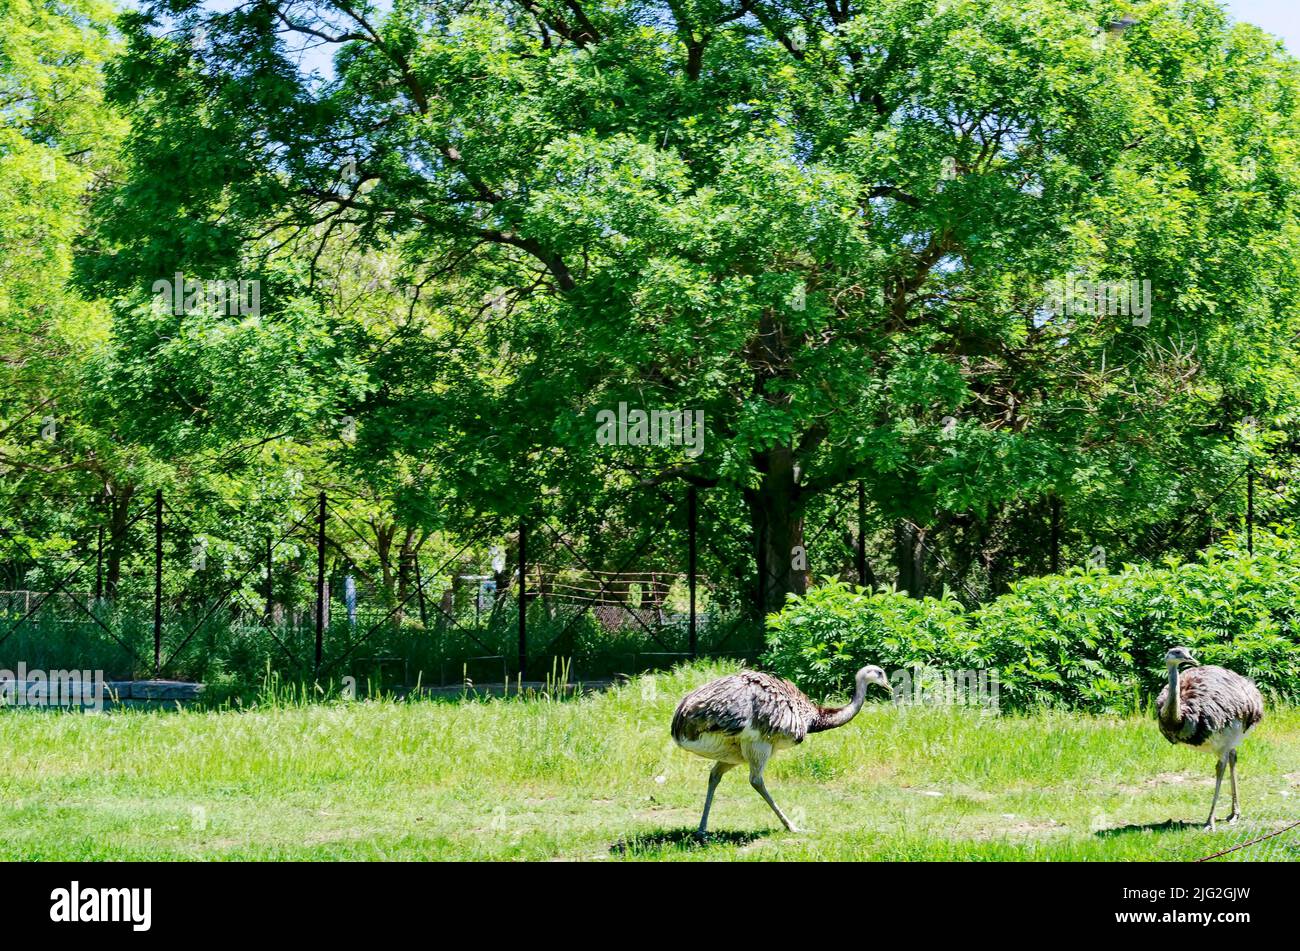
[2,661,1298,861]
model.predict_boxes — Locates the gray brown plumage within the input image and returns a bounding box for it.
[1157,664,1264,746]
[671,666,890,836]
[1155,647,1265,829]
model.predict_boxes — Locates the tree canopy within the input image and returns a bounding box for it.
[6,0,1300,618]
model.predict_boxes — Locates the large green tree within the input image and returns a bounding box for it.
[1,0,126,576]
[87,0,1300,609]
[1,0,122,470]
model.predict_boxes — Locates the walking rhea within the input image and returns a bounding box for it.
[671,666,891,837]
[1156,647,1265,830]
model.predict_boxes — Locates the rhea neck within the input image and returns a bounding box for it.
[809,675,869,733]
[1162,663,1182,725]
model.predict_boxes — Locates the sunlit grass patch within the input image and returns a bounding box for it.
[0,660,1296,860]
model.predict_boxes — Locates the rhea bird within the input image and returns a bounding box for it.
[671,666,891,837]
[1157,647,1265,830]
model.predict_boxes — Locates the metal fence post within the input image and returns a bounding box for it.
[265,534,273,624]
[414,555,428,628]
[517,519,527,680]
[315,492,327,671]
[1247,461,1255,555]
[856,480,868,587]
[153,490,163,677]
[688,485,698,658]
[1050,496,1062,574]
[95,525,104,603]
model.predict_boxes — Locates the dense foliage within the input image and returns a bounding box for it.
[61,0,1300,609]
[764,533,1300,710]
[5,1,1300,685]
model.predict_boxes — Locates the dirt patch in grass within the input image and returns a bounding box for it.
[1111,770,1199,795]
[967,816,1069,841]
[303,828,369,846]
[1144,771,1196,787]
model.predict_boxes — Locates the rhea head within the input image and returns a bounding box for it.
[857,665,893,695]
[1165,646,1200,669]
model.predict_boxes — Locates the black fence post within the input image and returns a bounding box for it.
[856,480,868,587]
[264,534,273,624]
[414,555,429,628]
[688,485,698,658]
[756,521,767,619]
[95,525,104,603]
[153,490,163,677]
[1050,496,1062,574]
[315,492,327,672]
[517,519,527,680]
[1247,461,1255,555]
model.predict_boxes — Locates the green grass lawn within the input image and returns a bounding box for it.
[2,661,1298,861]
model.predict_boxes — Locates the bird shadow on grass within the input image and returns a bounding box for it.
[1093,819,1201,838]
[610,828,767,855]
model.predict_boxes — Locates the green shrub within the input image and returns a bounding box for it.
[763,532,1300,712]
[763,580,976,699]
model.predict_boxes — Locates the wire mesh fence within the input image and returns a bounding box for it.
[0,453,1287,691]
[0,483,763,689]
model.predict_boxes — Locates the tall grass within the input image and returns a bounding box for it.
[1,660,1296,860]
[0,606,764,703]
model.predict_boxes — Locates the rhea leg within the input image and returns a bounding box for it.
[744,740,799,833]
[697,761,735,838]
[1227,748,1240,823]
[1205,757,1226,831]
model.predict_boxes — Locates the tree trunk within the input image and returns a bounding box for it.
[396,529,415,624]
[538,569,553,615]
[104,484,135,599]
[747,447,807,615]
[841,528,877,589]
[893,520,928,598]
[373,521,396,606]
